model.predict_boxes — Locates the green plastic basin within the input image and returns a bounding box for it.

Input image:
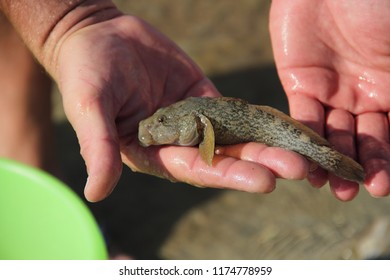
[0,158,107,259]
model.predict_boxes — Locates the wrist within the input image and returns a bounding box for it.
[0,0,121,75]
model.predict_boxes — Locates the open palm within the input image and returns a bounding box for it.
[270,0,390,200]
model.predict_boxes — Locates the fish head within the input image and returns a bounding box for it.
[138,105,201,147]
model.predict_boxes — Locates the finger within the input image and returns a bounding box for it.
[325,109,359,201]
[307,168,328,188]
[288,94,328,187]
[215,142,309,180]
[356,112,390,197]
[121,141,276,193]
[63,92,122,202]
[288,93,326,135]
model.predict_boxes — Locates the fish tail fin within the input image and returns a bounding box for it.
[309,146,365,183]
[333,152,365,183]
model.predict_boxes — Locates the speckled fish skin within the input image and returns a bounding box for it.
[138,97,365,183]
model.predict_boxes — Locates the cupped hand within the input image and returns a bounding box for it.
[53,14,310,202]
[270,0,390,200]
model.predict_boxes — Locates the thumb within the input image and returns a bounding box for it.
[63,90,123,202]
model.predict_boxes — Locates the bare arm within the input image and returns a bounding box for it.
[0,0,119,74]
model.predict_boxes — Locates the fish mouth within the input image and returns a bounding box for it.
[138,124,153,147]
[138,123,177,147]
[139,136,152,147]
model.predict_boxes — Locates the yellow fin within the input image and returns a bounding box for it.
[198,114,215,166]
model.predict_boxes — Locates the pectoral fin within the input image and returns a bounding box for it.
[198,114,215,166]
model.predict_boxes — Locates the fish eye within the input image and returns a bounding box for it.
[157,115,167,123]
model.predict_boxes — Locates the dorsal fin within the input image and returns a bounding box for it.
[257,105,330,147]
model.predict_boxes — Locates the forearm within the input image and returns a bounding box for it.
[0,0,120,75]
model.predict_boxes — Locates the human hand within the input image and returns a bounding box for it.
[270,0,390,200]
[51,13,314,202]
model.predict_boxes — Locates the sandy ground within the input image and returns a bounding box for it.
[52,0,390,259]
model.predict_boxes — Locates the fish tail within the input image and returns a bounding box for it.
[333,152,365,183]
[315,147,365,183]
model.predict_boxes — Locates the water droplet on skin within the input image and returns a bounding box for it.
[359,72,376,84]
[76,102,86,116]
[368,91,378,99]
[290,73,303,91]
[281,14,291,56]
[357,72,378,99]
[215,146,224,155]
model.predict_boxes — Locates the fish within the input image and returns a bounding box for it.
[138,97,365,183]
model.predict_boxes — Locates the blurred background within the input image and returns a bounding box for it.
[52,0,390,259]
